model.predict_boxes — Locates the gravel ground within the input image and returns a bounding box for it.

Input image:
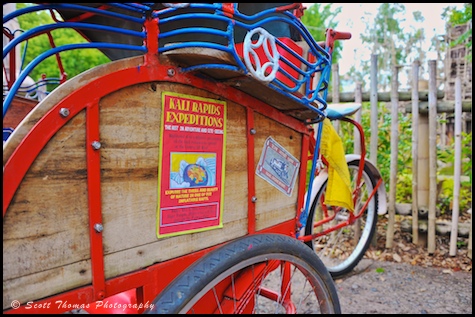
[334,258,472,314]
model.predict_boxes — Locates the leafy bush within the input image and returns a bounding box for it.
[338,101,472,214]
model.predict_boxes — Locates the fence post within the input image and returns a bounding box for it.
[369,54,378,166]
[385,65,400,248]
[427,60,438,254]
[449,76,462,256]
[440,113,447,149]
[469,205,473,259]
[354,82,362,155]
[411,61,420,244]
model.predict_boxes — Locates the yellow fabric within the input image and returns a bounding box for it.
[319,118,354,212]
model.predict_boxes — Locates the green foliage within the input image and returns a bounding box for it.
[338,101,413,195]
[437,132,472,178]
[300,3,343,64]
[438,178,472,215]
[348,3,469,92]
[375,267,385,273]
[436,131,472,214]
[394,173,413,203]
[443,4,472,62]
[461,132,472,181]
[443,3,472,25]
[15,3,110,91]
[456,240,467,248]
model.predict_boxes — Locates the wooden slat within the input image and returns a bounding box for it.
[253,112,302,231]
[103,218,248,279]
[3,260,91,310]
[3,112,90,309]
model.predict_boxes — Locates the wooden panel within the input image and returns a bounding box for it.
[99,82,250,277]
[103,218,248,279]
[252,112,302,231]
[3,260,91,310]
[3,57,146,309]
[3,112,90,309]
[224,76,318,122]
[3,54,304,307]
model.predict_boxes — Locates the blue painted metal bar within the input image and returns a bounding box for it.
[3,43,147,116]
[3,22,145,59]
[3,3,333,122]
[3,3,147,25]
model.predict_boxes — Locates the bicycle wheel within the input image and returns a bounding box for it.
[145,233,341,314]
[304,159,379,278]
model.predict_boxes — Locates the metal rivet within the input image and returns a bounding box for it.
[91,141,101,150]
[59,108,70,117]
[251,196,257,203]
[250,128,256,135]
[167,69,175,76]
[94,223,103,233]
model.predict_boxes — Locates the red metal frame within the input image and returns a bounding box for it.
[3,15,316,314]
[3,26,16,89]
[85,99,106,301]
[45,31,67,83]
[298,115,384,244]
[246,108,257,234]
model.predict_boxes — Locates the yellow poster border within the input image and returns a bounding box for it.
[156,91,227,238]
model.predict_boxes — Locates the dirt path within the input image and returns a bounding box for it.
[334,259,472,314]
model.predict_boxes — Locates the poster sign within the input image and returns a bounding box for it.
[157,92,226,238]
[256,137,300,197]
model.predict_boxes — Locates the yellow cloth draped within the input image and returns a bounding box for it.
[319,118,354,212]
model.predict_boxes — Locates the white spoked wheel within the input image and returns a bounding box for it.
[243,27,280,83]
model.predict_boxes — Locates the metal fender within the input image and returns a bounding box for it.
[346,154,388,215]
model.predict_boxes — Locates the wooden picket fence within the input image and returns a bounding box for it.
[328,56,472,259]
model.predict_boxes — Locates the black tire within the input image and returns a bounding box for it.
[304,160,379,278]
[145,233,341,314]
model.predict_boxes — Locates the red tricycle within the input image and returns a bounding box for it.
[3,3,382,314]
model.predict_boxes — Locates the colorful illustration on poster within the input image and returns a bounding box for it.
[170,153,216,188]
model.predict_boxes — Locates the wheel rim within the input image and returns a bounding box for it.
[180,254,336,314]
[310,163,377,274]
[148,234,340,314]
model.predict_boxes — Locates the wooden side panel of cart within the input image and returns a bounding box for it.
[3,56,303,309]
